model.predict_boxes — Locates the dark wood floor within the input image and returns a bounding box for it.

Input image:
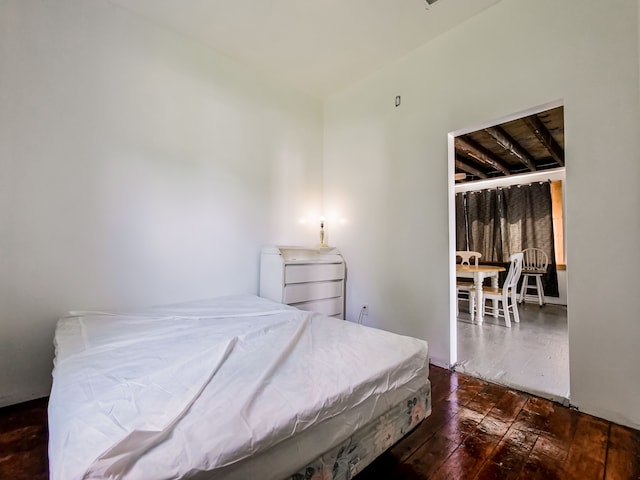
[357,365,640,480]
[1,365,639,479]
[0,394,48,480]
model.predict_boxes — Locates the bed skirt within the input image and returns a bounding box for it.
[288,379,432,480]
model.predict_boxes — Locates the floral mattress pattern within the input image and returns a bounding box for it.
[288,380,432,480]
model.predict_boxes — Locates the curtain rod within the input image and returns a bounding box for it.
[454,167,565,194]
[459,180,551,195]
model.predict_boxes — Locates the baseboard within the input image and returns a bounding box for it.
[0,390,49,409]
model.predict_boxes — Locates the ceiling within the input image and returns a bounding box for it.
[455,106,565,184]
[108,0,501,98]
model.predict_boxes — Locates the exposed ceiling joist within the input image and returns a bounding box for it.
[484,126,537,172]
[455,137,511,176]
[454,106,564,184]
[523,115,565,166]
[455,158,488,179]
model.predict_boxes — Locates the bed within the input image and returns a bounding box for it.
[48,294,431,480]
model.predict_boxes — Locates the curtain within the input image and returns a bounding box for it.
[455,192,468,251]
[456,182,559,297]
[466,188,502,262]
[501,182,555,258]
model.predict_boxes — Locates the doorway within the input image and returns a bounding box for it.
[447,101,569,404]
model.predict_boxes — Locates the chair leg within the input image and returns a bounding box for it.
[535,275,545,306]
[469,293,475,323]
[502,297,511,328]
[511,290,520,323]
[519,275,528,303]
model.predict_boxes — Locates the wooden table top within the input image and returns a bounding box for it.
[456,264,506,273]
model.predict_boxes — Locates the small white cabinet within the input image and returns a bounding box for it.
[259,246,345,318]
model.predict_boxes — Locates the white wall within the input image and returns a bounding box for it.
[0,0,324,406]
[324,0,640,429]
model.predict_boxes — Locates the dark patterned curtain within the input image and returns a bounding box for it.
[455,182,558,296]
[501,183,555,258]
[455,193,468,251]
[466,188,502,261]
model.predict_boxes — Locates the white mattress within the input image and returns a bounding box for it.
[48,294,429,480]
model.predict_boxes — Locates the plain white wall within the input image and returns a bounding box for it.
[0,0,324,405]
[324,0,640,429]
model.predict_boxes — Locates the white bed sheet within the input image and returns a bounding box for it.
[48,294,429,480]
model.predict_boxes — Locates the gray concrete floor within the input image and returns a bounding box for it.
[455,300,569,404]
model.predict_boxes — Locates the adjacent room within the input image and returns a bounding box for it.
[1,0,639,478]
[452,105,570,403]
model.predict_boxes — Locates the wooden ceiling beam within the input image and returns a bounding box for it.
[523,114,565,166]
[484,126,537,172]
[455,158,488,179]
[455,137,511,176]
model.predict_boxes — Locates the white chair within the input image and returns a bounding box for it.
[470,253,523,328]
[457,251,482,266]
[518,248,549,306]
[456,251,481,315]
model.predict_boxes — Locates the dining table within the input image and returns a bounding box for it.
[456,264,506,324]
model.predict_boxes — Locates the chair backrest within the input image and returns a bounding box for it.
[503,253,524,291]
[522,248,549,272]
[456,251,482,266]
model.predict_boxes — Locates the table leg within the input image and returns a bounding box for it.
[491,274,499,317]
[475,273,484,324]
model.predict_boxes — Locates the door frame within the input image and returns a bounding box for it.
[447,99,565,368]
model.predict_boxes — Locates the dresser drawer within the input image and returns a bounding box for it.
[283,280,343,304]
[285,263,345,284]
[260,246,346,319]
[292,297,343,317]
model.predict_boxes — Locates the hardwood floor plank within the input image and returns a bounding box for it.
[475,426,538,480]
[488,390,529,423]
[512,395,578,439]
[523,395,556,417]
[544,403,581,442]
[467,396,500,417]
[518,443,566,480]
[477,383,510,404]
[447,379,486,407]
[527,433,569,464]
[402,433,460,479]
[428,426,501,480]
[605,424,640,480]
[512,407,550,436]
[561,414,609,480]
[437,407,484,444]
[0,398,48,480]
[477,415,510,438]
[429,368,462,400]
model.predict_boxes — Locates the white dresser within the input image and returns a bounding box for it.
[259,245,346,319]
